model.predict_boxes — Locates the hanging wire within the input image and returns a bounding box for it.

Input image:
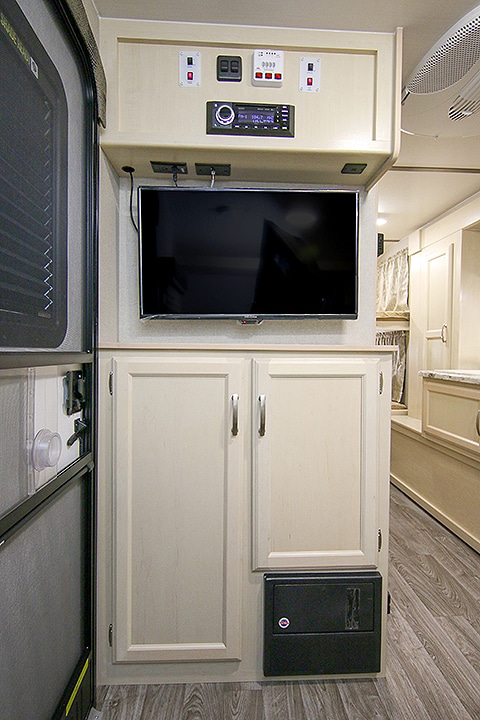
[122,166,138,232]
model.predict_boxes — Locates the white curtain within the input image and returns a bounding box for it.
[376,249,409,313]
[375,329,407,404]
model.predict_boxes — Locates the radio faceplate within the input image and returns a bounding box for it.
[206,101,294,137]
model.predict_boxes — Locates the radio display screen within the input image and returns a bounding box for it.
[237,110,275,124]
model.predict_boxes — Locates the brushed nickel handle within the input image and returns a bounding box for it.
[476,409,480,437]
[231,394,239,436]
[441,323,448,344]
[259,395,266,437]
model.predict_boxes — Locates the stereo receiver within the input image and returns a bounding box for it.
[206,101,294,137]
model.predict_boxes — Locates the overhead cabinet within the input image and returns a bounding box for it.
[98,19,402,186]
[105,347,391,673]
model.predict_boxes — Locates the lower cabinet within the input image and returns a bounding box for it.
[111,356,246,663]
[104,347,391,676]
[252,357,382,571]
[422,377,480,456]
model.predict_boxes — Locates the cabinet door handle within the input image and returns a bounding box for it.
[231,394,239,436]
[476,410,480,437]
[258,395,266,437]
[441,323,448,343]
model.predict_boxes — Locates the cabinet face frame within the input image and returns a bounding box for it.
[422,379,480,455]
[252,357,381,571]
[111,356,246,663]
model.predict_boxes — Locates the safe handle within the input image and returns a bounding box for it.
[258,395,266,437]
[441,323,448,344]
[476,409,480,437]
[231,394,239,436]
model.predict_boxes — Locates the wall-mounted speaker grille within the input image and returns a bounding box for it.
[406,12,480,94]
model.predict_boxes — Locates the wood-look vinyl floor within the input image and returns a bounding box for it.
[96,485,480,719]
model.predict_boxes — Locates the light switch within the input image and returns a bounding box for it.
[179,51,201,87]
[299,56,320,93]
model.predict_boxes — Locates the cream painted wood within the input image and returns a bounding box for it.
[455,230,480,368]
[391,417,480,554]
[100,347,392,682]
[422,379,480,455]
[112,356,246,663]
[252,357,383,570]
[424,239,453,371]
[98,18,401,186]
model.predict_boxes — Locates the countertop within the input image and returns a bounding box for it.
[420,369,480,385]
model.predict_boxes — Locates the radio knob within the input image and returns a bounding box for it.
[215,104,235,125]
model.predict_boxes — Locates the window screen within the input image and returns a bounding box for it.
[0,475,88,720]
[0,4,67,348]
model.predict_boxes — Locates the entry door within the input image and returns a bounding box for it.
[0,0,99,718]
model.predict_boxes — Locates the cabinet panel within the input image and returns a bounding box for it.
[253,358,380,570]
[112,357,245,662]
[424,241,453,370]
[423,379,480,454]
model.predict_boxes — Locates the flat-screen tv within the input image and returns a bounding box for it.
[138,187,359,321]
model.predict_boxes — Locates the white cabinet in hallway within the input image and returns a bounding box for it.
[100,346,392,679]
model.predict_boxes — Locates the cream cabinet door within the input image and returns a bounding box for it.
[424,240,454,370]
[252,357,382,570]
[112,356,246,663]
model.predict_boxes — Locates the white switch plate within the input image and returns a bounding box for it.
[252,49,284,87]
[299,56,320,93]
[179,50,201,87]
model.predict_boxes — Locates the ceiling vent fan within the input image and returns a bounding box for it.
[403,7,480,133]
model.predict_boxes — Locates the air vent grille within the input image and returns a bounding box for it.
[449,68,480,119]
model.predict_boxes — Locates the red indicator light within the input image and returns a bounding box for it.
[307,77,313,86]
[275,73,282,80]
[187,71,194,81]
[265,72,273,79]
[255,71,263,78]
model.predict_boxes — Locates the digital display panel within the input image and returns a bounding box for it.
[237,110,275,124]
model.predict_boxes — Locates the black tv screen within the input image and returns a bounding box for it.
[138,187,359,321]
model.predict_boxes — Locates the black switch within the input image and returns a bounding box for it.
[217,55,242,82]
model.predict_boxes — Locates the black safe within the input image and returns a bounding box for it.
[264,572,383,676]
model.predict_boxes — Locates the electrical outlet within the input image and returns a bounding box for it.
[150,161,188,174]
[195,163,231,176]
[179,51,201,87]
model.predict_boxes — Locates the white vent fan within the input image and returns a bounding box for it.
[406,11,480,96]
[402,6,480,136]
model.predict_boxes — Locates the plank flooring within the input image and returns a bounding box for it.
[96,485,480,719]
